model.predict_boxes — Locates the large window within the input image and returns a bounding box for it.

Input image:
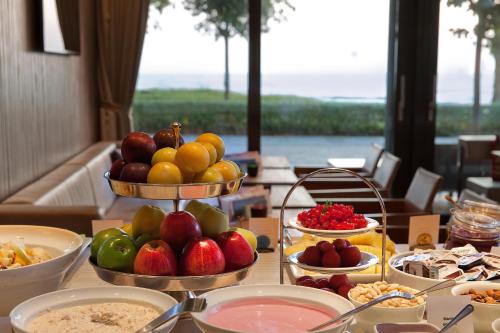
[260,0,390,165]
[134,1,249,153]
[436,0,500,135]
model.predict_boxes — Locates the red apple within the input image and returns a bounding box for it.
[180,237,225,276]
[109,159,126,180]
[216,231,254,271]
[120,163,151,183]
[121,131,156,163]
[340,246,362,267]
[133,240,177,276]
[160,211,202,253]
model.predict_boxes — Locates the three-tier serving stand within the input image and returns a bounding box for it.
[89,123,257,301]
[278,168,388,283]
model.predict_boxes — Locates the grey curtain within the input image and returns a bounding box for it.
[96,0,149,139]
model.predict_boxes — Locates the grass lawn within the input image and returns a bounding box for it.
[133,89,500,136]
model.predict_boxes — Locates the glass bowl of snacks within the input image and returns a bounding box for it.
[347,281,426,331]
[452,281,500,333]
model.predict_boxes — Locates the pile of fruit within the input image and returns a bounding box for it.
[91,201,256,276]
[297,203,368,230]
[295,274,355,299]
[297,239,362,268]
[285,232,396,274]
[111,128,241,184]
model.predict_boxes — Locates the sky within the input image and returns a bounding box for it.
[138,0,496,103]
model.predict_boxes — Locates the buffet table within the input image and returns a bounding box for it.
[1,244,416,333]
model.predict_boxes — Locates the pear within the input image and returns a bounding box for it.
[184,200,210,220]
[132,205,166,238]
[198,206,229,238]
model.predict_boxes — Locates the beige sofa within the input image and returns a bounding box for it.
[0,142,170,235]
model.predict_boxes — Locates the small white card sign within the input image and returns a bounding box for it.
[408,215,440,249]
[427,296,473,333]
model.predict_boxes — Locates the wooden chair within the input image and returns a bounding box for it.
[302,152,401,198]
[316,168,444,243]
[294,143,384,178]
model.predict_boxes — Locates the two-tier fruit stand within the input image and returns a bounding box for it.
[278,168,388,283]
[89,123,257,301]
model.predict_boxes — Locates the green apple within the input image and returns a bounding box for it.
[184,200,209,220]
[132,205,166,238]
[198,206,229,238]
[97,235,137,272]
[230,227,257,252]
[90,228,126,259]
[135,232,160,249]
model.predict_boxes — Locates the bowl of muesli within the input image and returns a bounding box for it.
[0,225,83,315]
[10,286,178,333]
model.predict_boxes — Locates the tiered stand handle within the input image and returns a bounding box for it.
[279,167,388,284]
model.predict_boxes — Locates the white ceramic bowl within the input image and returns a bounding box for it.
[348,286,426,332]
[387,251,457,295]
[191,284,355,333]
[10,286,178,333]
[492,317,500,333]
[451,281,500,333]
[373,322,461,333]
[0,225,83,315]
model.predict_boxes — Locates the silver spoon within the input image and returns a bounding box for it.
[308,291,415,331]
[309,279,456,332]
[438,304,474,333]
[135,297,207,333]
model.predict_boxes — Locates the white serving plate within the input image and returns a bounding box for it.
[191,284,355,333]
[10,286,178,333]
[0,225,83,315]
[451,281,500,333]
[287,263,381,283]
[288,216,379,237]
[288,250,378,274]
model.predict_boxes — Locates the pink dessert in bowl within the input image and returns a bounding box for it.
[191,284,355,333]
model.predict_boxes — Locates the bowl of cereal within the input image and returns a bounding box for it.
[451,281,500,333]
[0,225,83,315]
[347,281,426,332]
[10,286,178,333]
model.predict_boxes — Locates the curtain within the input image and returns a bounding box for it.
[96,0,149,139]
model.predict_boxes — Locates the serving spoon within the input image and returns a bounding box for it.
[135,297,207,333]
[309,279,456,332]
[438,304,474,333]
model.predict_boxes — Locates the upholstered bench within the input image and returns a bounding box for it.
[0,141,171,235]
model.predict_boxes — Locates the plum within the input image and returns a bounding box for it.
[316,240,334,253]
[321,249,341,268]
[298,246,322,266]
[340,246,361,267]
[328,274,349,290]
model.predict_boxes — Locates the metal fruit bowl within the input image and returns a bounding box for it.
[89,252,258,292]
[104,171,246,200]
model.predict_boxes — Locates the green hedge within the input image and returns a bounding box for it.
[132,89,500,136]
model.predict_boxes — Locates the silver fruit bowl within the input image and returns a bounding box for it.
[104,171,246,200]
[89,252,258,292]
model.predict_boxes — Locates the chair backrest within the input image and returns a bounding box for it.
[458,189,498,205]
[405,168,443,212]
[362,143,384,175]
[373,152,401,190]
